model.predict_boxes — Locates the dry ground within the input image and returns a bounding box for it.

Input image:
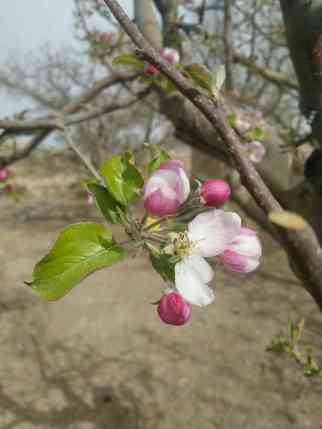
[0,152,322,429]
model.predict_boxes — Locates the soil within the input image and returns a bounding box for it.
[0,152,322,429]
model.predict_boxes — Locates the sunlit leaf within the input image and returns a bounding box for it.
[100,154,144,206]
[184,63,212,92]
[147,149,171,175]
[112,53,144,69]
[26,223,125,300]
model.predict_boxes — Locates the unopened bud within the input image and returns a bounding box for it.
[199,179,231,207]
[157,291,191,326]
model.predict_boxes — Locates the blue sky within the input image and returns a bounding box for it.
[0,0,132,116]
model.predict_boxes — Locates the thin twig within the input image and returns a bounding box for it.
[60,125,103,185]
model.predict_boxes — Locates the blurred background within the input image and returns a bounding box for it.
[0,1,322,428]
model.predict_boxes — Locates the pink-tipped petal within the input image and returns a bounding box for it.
[188,209,242,258]
[144,189,180,216]
[144,161,190,216]
[157,291,191,325]
[160,48,180,64]
[218,227,261,273]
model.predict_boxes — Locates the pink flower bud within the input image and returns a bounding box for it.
[144,63,158,75]
[0,168,9,182]
[145,47,180,76]
[144,159,190,217]
[160,47,180,65]
[85,192,94,206]
[199,179,231,207]
[157,291,191,325]
[247,141,266,163]
[218,227,261,273]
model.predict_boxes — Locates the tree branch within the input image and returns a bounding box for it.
[233,52,298,91]
[101,0,322,310]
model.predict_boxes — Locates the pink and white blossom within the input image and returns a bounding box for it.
[160,47,180,65]
[218,227,261,273]
[247,140,266,163]
[157,290,191,325]
[235,118,251,134]
[0,168,9,182]
[145,47,180,75]
[199,179,231,207]
[144,160,190,216]
[175,209,242,306]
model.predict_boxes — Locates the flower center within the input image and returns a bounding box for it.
[173,232,193,256]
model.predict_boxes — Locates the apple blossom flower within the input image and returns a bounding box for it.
[157,290,191,325]
[160,47,180,65]
[0,168,9,182]
[199,179,231,207]
[145,47,180,75]
[173,209,242,306]
[144,160,190,217]
[247,141,266,163]
[235,118,251,134]
[218,227,261,273]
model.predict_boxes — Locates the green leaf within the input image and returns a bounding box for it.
[184,64,212,92]
[100,154,144,206]
[154,75,177,94]
[227,112,237,127]
[147,149,171,176]
[27,223,125,300]
[112,53,144,69]
[245,126,266,141]
[150,250,178,284]
[87,183,124,224]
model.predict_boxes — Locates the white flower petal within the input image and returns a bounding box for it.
[178,168,191,202]
[243,256,260,273]
[185,255,214,283]
[175,257,215,306]
[188,209,241,257]
[231,234,262,258]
